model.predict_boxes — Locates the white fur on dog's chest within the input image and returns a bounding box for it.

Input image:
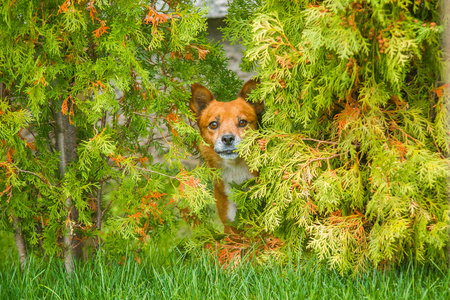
[221,159,254,222]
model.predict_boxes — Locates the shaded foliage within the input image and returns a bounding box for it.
[0,0,241,268]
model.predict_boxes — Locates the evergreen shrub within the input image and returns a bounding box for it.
[224,0,449,272]
[0,0,240,271]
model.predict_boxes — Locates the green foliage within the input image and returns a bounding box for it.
[225,0,449,272]
[0,0,240,262]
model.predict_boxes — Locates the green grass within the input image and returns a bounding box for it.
[1,249,449,300]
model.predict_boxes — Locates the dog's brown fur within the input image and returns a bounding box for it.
[190,80,263,233]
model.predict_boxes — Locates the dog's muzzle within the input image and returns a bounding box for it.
[214,134,241,159]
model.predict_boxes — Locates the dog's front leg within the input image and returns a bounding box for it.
[214,180,239,234]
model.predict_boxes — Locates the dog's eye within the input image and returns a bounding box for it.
[238,119,248,127]
[209,121,219,129]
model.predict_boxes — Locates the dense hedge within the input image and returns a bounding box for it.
[1,0,448,273]
[224,0,449,272]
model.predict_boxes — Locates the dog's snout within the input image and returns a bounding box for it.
[221,134,235,146]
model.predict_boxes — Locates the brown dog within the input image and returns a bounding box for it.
[190,80,263,233]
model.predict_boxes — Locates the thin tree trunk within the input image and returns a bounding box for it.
[5,81,28,268]
[96,183,103,247]
[36,220,46,258]
[96,183,103,231]
[54,108,78,273]
[13,216,27,269]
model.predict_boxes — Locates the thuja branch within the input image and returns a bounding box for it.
[132,111,158,119]
[134,166,178,180]
[300,138,338,145]
[266,133,338,145]
[16,168,53,188]
[280,32,303,57]
[300,152,348,172]
[258,133,339,153]
[307,152,345,164]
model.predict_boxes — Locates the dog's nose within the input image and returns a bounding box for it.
[221,134,235,146]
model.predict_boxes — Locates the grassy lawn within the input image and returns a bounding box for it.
[1,249,449,300]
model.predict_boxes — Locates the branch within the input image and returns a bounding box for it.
[132,111,158,119]
[300,138,338,145]
[271,133,338,146]
[102,199,113,215]
[134,166,178,180]
[16,168,53,188]
[96,183,103,230]
[295,152,348,176]
[307,152,344,164]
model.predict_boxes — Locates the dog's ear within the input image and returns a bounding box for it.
[238,79,264,115]
[190,83,215,117]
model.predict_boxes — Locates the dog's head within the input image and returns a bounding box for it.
[190,80,264,160]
